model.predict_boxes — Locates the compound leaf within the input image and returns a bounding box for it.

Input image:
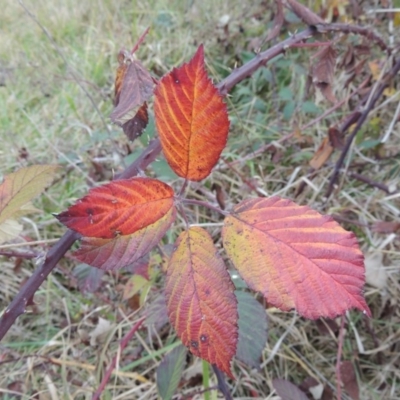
[57,178,174,239]
[154,45,229,181]
[222,197,371,320]
[72,207,175,270]
[165,227,237,378]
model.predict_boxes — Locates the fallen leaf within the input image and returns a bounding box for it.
[364,251,387,289]
[371,221,400,234]
[211,183,226,210]
[89,317,114,346]
[0,219,23,245]
[328,126,344,150]
[273,378,309,400]
[312,45,337,103]
[309,136,334,169]
[340,360,359,400]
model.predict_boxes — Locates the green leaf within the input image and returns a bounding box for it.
[235,291,268,368]
[156,344,187,400]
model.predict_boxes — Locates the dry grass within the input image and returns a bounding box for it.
[1,0,400,399]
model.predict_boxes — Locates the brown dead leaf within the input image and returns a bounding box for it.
[89,317,114,346]
[300,377,325,399]
[365,252,387,289]
[340,361,359,400]
[285,0,325,25]
[315,318,339,336]
[312,45,337,103]
[368,60,381,81]
[111,50,154,126]
[328,126,344,149]
[338,45,355,71]
[211,183,226,210]
[293,126,313,146]
[122,102,149,141]
[309,136,334,169]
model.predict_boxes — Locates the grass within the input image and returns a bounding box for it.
[1,0,400,399]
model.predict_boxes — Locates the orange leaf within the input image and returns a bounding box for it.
[165,227,237,377]
[57,178,175,239]
[309,136,334,170]
[222,197,371,320]
[154,45,229,181]
[111,50,154,126]
[72,207,176,270]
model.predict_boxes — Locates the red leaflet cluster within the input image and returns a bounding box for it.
[55,45,370,377]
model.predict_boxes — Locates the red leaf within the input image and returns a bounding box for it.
[222,197,371,320]
[165,227,237,377]
[72,207,176,270]
[57,178,175,239]
[154,45,230,181]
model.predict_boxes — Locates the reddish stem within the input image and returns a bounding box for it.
[181,198,227,217]
[289,41,332,48]
[131,27,150,55]
[335,315,346,400]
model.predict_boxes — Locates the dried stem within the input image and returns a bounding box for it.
[326,56,400,198]
[348,172,393,194]
[0,250,38,259]
[335,315,346,400]
[91,318,145,400]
